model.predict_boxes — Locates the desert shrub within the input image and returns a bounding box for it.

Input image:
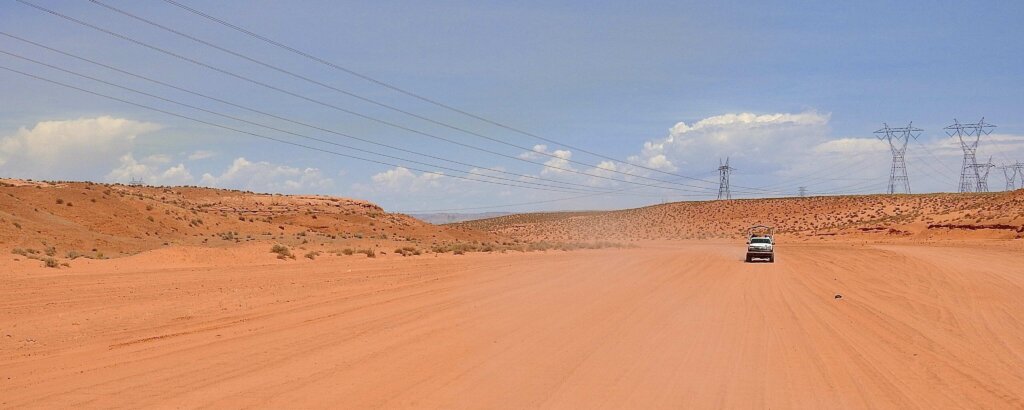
[394,246,421,256]
[342,248,354,255]
[66,250,81,259]
[55,198,64,205]
[271,244,294,259]
[147,216,155,222]
[44,246,56,257]
[11,248,27,256]
[304,251,320,260]
[43,257,58,268]
[13,222,21,229]
[357,249,376,258]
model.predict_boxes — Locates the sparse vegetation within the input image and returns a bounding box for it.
[394,246,422,256]
[271,244,294,260]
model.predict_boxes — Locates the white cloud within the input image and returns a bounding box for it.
[368,166,443,192]
[143,154,173,164]
[106,155,335,192]
[0,116,161,178]
[106,154,195,186]
[187,150,216,161]
[517,145,577,176]
[814,138,888,154]
[518,144,549,160]
[199,157,333,193]
[633,110,831,172]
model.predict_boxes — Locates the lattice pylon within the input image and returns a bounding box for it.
[970,157,996,193]
[1015,162,1024,191]
[1000,164,1018,191]
[945,118,996,193]
[874,122,922,194]
[717,157,734,200]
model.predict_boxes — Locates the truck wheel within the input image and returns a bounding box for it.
[769,255,775,263]
[745,255,751,263]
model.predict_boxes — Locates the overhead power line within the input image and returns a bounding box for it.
[0,64,664,196]
[0,50,640,196]
[0,37,662,195]
[157,0,779,192]
[20,0,769,195]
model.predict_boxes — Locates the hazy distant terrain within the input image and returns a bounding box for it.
[409,212,513,224]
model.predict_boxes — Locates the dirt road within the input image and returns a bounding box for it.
[3,242,1024,408]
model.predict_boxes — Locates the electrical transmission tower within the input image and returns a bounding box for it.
[717,157,735,200]
[945,118,996,193]
[129,176,145,186]
[970,157,995,192]
[1016,162,1024,191]
[999,163,1018,191]
[874,122,922,194]
[798,186,807,197]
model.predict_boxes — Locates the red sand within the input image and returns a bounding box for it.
[3,241,1024,408]
[4,180,1024,408]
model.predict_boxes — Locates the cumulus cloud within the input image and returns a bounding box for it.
[106,154,195,186]
[106,155,335,193]
[632,110,831,173]
[199,157,333,193]
[365,166,443,192]
[0,116,161,179]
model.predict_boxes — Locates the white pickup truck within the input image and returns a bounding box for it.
[745,225,775,263]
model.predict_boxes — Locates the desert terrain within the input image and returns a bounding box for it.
[3,180,1024,408]
[457,190,1024,242]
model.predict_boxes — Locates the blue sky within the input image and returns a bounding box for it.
[1,0,1022,212]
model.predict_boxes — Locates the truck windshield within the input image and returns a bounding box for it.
[750,238,771,244]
